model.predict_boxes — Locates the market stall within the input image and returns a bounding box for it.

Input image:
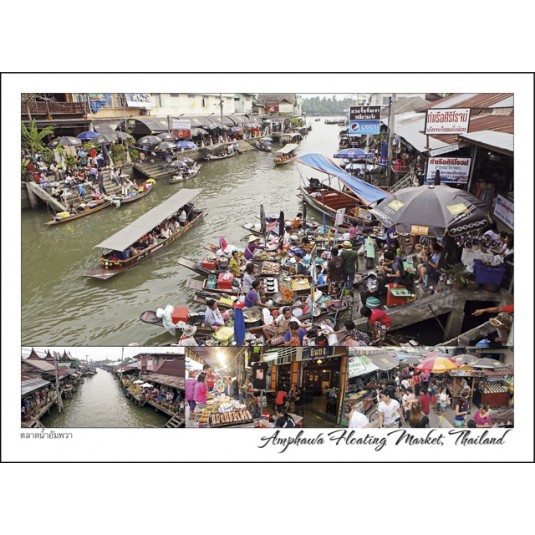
[447,368,485,410]
[472,366,513,408]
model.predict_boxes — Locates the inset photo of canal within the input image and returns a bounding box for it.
[185,346,351,428]
[21,347,185,428]
[342,346,513,429]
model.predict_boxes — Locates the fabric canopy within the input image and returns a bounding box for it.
[298,153,389,206]
[366,352,401,371]
[275,143,299,155]
[347,355,379,378]
[95,189,201,251]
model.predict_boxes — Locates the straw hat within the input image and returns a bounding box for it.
[182,325,197,337]
[248,235,260,243]
[342,240,352,248]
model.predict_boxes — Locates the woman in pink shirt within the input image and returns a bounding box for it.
[185,371,198,412]
[473,404,492,427]
[193,372,207,406]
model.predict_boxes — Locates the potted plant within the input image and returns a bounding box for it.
[444,263,470,290]
[465,272,480,292]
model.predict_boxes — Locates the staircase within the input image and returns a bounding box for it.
[134,160,176,181]
[164,413,185,428]
[26,181,66,212]
[390,169,418,192]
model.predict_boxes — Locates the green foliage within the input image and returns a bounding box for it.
[301,95,353,115]
[444,263,470,285]
[21,120,55,156]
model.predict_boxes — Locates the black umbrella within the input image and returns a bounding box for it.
[371,184,491,238]
[115,131,133,141]
[48,136,82,147]
[157,133,178,142]
[156,141,176,151]
[138,135,161,146]
[91,133,116,144]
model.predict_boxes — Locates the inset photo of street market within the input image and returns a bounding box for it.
[21,347,185,428]
[343,347,513,429]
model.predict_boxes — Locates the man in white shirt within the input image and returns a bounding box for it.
[377,390,404,428]
[349,406,370,428]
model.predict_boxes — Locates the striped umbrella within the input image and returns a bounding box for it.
[416,356,460,374]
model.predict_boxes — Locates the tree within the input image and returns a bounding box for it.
[21,120,54,158]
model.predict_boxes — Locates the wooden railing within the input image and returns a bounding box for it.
[22,101,88,116]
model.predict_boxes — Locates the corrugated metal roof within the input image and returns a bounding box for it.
[95,188,201,251]
[23,359,56,373]
[459,131,514,155]
[418,93,513,112]
[22,378,51,397]
[367,352,400,371]
[143,373,185,390]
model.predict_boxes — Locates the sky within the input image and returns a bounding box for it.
[21,346,184,362]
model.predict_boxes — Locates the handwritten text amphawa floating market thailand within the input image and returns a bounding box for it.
[257,429,511,454]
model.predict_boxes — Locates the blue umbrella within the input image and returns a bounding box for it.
[233,307,246,345]
[77,131,99,141]
[176,140,197,150]
[333,148,373,159]
[263,137,273,142]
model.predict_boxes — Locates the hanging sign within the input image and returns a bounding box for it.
[425,157,471,184]
[302,347,330,360]
[334,207,346,226]
[124,93,153,108]
[493,194,514,229]
[424,108,470,135]
[349,106,381,136]
[410,225,429,236]
[172,119,191,139]
[348,355,378,378]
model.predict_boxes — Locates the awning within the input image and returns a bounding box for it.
[459,131,513,157]
[22,378,51,397]
[191,128,208,136]
[143,373,185,390]
[275,143,299,155]
[298,153,390,206]
[348,355,379,378]
[366,352,400,371]
[95,189,202,251]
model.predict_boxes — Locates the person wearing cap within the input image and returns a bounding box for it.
[178,325,198,346]
[244,235,263,260]
[341,240,358,289]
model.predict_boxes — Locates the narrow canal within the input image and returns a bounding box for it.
[22,119,341,346]
[41,370,169,428]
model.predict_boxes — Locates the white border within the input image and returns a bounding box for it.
[2,73,533,462]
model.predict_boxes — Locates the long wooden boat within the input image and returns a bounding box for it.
[274,143,299,165]
[44,198,112,225]
[140,310,214,337]
[112,185,153,205]
[84,188,204,280]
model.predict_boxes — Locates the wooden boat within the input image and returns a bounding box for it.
[274,143,299,165]
[167,163,200,184]
[111,185,153,205]
[298,154,389,227]
[140,310,214,337]
[84,189,204,280]
[44,198,112,225]
[203,151,236,161]
[280,132,303,145]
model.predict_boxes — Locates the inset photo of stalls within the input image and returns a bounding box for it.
[184,346,351,428]
[341,346,513,429]
[21,347,185,428]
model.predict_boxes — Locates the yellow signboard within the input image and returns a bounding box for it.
[447,203,468,216]
[410,225,429,236]
[388,200,404,211]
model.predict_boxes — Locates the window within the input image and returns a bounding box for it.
[170,93,181,97]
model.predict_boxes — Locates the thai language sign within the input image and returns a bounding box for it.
[350,106,381,120]
[124,93,152,108]
[172,119,191,139]
[348,356,378,378]
[302,347,330,360]
[493,194,514,229]
[265,100,279,113]
[425,157,472,184]
[425,108,470,135]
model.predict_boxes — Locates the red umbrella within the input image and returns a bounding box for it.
[416,356,460,374]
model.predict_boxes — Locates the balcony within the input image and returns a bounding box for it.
[22,100,88,117]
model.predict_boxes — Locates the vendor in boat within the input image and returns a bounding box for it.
[229,250,243,277]
[290,212,303,229]
[241,263,256,292]
[244,235,263,260]
[293,251,308,276]
[203,299,230,329]
[177,325,199,347]
[244,280,269,309]
[316,264,327,286]
[262,306,296,344]
[301,236,314,254]
[284,320,307,346]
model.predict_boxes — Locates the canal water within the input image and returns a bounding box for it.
[41,370,169,428]
[22,119,341,346]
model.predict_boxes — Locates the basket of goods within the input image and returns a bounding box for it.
[212,326,234,344]
[273,287,295,305]
[260,261,280,276]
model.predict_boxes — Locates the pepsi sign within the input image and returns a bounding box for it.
[348,120,381,135]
